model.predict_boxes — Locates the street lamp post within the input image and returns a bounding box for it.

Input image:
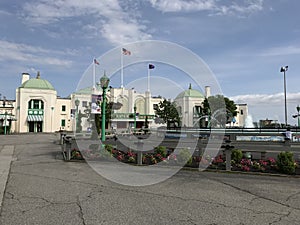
[280,66,288,127]
[297,105,300,128]
[100,73,110,142]
[4,111,7,135]
[133,105,137,131]
[293,105,300,128]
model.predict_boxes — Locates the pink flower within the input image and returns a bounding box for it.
[267,157,276,165]
[259,160,268,167]
[241,159,252,166]
[241,165,250,171]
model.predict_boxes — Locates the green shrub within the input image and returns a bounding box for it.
[105,144,113,154]
[177,148,192,165]
[277,152,296,174]
[154,146,167,158]
[231,149,243,163]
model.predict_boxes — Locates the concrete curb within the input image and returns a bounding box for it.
[0,145,14,211]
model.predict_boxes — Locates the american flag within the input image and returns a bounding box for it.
[122,48,131,55]
[94,59,100,65]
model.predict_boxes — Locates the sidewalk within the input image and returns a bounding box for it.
[0,145,14,211]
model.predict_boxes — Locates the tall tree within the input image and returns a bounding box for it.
[202,95,237,127]
[155,99,181,128]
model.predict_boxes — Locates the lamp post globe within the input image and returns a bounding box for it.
[75,99,80,107]
[100,73,110,89]
[100,73,110,142]
[280,66,288,127]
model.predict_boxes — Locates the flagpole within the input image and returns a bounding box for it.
[147,66,150,92]
[93,58,96,92]
[121,49,124,88]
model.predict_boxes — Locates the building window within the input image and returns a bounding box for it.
[28,99,44,109]
[240,110,244,115]
[194,106,202,116]
[62,105,66,112]
[153,104,158,110]
[61,119,66,127]
[82,101,88,107]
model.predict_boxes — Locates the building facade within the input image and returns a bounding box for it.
[1,72,248,134]
[71,86,165,132]
[14,72,73,133]
[0,98,15,134]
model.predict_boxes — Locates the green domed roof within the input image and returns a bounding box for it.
[176,84,204,99]
[20,73,55,90]
[74,86,102,95]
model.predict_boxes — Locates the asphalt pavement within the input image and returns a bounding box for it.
[0,134,300,225]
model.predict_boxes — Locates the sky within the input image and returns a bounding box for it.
[0,0,300,125]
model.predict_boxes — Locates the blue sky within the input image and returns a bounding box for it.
[0,0,300,125]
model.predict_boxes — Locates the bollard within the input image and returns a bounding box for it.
[221,139,234,171]
[225,149,231,171]
[60,132,66,145]
[135,139,144,165]
[64,136,72,161]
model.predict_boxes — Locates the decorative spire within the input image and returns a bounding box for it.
[36,71,40,79]
[189,83,192,89]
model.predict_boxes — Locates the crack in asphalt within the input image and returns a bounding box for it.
[3,188,97,221]
[285,191,300,203]
[76,196,87,225]
[268,211,292,225]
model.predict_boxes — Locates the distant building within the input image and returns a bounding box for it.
[174,85,248,128]
[71,86,164,132]
[174,84,206,127]
[259,118,279,128]
[15,72,73,133]
[234,104,248,127]
[0,97,15,134]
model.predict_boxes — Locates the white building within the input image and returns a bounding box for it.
[14,72,73,133]
[174,84,205,127]
[174,84,248,128]
[71,85,164,132]
[233,104,248,127]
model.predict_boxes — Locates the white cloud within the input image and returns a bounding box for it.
[0,40,72,66]
[260,45,300,57]
[21,0,152,45]
[231,92,300,124]
[0,9,11,16]
[231,92,300,105]
[149,0,264,15]
[149,0,215,12]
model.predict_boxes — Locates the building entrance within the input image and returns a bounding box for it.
[28,121,43,132]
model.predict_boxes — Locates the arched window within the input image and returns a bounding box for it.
[135,98,145,114]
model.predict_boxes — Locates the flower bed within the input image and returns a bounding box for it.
[66,144,300,175]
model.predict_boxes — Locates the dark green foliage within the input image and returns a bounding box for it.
[177,148,192,165]
[105,144,113,154]
[154,146,167,158]
[231,149,243,163]
[155,99,181,128]
[277,152,296,174]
